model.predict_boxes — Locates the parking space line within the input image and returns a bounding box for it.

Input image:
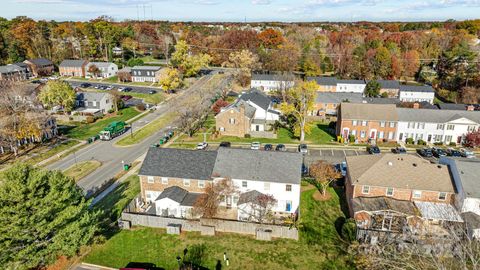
[319,149,322,156]
[355,150,359,155]
[331,149,334,156]
[343,150,346,156]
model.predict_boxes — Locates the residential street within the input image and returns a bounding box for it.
[48,73,230,196]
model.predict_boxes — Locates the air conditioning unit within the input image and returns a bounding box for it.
[118,219,131,230]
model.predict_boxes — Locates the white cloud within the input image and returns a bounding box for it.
[252,0,272,5]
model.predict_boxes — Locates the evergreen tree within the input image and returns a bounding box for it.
[0,164,98,269]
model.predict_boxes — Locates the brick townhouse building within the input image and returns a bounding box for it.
[336,102,398,143]
[139,147,303,221]
[23,58,54,77]
[59,59,89,77]
[345,153,462,240]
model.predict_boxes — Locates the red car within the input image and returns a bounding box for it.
[121,95,133,101]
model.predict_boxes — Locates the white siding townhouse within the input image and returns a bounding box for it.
[251,72,295,93]
[336,79,366,93]
[131,66,162,82]
[138,147,303,222]
[396,107,480,144]
[399,85,435,104]
[440,157,480,239]
[86,62,118,78]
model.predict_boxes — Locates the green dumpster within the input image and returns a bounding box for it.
[159,138,164,144]
[123,164,130,171]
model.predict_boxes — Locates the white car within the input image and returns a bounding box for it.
[118,87,126,92]
[250,142,261,150]
[460,148,475,158]
[196,142,208,150]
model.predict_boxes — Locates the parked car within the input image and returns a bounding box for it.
[432,147,447,158]
[298,144,308,154]
[417,147,433,157]
[302,163,309,176]
[446,148,462,157]
[80,83,91,88]
[31,80,42,84]
[105,85,113,90]
[367,145,381,155]
[335,161,347,177]
[123,87,132,92]
[250,142,261,150]
[121,95,133,101]
[118,87,126,92]
[94,85,100,89]
[148,90,157,94]
[460,148,475,158]
[219,142,231,147]
[275,144,286,151]
[196,142,208,150]
[391,147,407,154]
[264,144,273,151]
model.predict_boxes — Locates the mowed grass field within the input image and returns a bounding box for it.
[83,185,354,269]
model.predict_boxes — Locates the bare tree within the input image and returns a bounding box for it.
[193,178,238,218]
[245,193,277,224]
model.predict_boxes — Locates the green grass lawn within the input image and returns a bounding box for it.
[59,107,141,140]
[128,92,165,104]
[115,112,177,146]
[173,120,336,147]
[83,186,354,269]
[26,140,80,165]
[63,160,102,182]
[102,76,118,83]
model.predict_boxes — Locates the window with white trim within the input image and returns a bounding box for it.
[229,118,235,124]
[147,176,154,183]
[264,182,270,191]
[389,122,395,128]
[437,124,444,130]
[361,120,367,126]
[362,185,370,194]
[380,121,386,127]
[412,190,422,199]
[386,187,394,197]
[242,181,247,188]
[198,180,205,188]
[161,177,168,184]
[183,179,190,187]
[438,192,447,201]
[352,120,357,126]
[446,124,455,130]
[286,184,292,192]
[360,130,366,138]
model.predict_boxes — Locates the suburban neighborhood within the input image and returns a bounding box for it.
[1,2,480,270]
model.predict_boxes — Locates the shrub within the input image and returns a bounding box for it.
[348,135,356,143]
[449,142,457,147]
[341,218,357,242]
[417,139,426,145]
[405,138,414,144]
[381,92,389,98]
[434,142,443,146]
[85,116,95,123]
[244,134,251,138]
[107,109,114,114]
[136,104,146,111]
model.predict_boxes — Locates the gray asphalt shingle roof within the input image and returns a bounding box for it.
[237,190,265,205]
[29,58,53,66]
[399,84,434,93]
[397,108,480,123]
[307,76,337,86]
[0,64,25,74]
[251,72,294,81]
[337,79,366,85]
[156,186,188,203]
[375,80,400,89]
[59,59,87,67]
[213,147,303,184]
[131,66,161,71]
[447,158,480,199]
[140,148,218,180]
[140,148,303,185]
[76,91,107,102]
[239,89,272,111]
[316,92,363,104]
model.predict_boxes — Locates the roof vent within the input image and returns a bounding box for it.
[387,161,393,166]
[413,163,417,167]
[437,165,442,169]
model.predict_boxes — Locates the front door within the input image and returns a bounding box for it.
[370,131,376,139]
[427,134,432,142]
[457,136,462,144]
[256,125,260,131]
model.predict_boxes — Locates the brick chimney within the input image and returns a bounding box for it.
[413,102,420,109]
[467,105,475,111]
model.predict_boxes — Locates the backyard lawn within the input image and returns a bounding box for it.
[58,107,141,140]
[63,160,102,182]
[83,185,354,269]
[172,117,336,147]
[128,92,165,104]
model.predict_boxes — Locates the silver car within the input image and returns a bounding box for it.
[250,142,261,150]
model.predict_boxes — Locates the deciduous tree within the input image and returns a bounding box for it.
[0,163,98,269]
[159,68,182,92]
[223,49,260,86]
[38,80,76,113]
[465,130,480,148]
[171,40,212,77]
[193,178,238,218]
[308,160,340,196]
[364,80,381,97]
[280,80,317,141]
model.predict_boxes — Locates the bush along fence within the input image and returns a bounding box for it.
[119,211,299,241]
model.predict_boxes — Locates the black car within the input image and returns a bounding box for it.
[264,144,273,151]
[367,145,381,154]
[149,90,157,94]
[301,163,309,176]
[31,80,42,84]
[219,142,231,147]
[417,147,433,157]
[446,148,462,157]
[80,83,91,88]
[432,147,447,158]
[391,147,407,154]
[123,87,132,92]
[275,144,286,151]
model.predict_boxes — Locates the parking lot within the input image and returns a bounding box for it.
[67,80,160,94]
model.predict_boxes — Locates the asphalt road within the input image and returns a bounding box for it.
[48,74,229,196]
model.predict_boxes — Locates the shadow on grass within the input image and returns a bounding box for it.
[125,262,165,270]
[317,123,336,137]
[333,186,350,219]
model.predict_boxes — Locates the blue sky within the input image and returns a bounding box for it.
[3,0,480,22]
